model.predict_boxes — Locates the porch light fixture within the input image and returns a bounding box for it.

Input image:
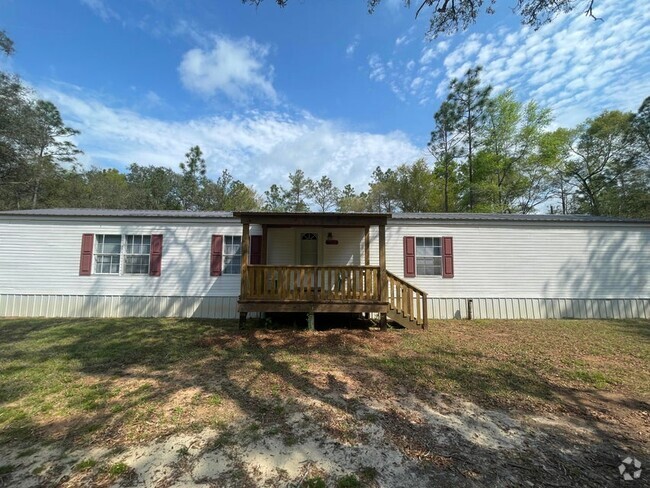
[325,232,338,245]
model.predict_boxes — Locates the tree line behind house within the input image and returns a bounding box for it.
[1,32,648,217]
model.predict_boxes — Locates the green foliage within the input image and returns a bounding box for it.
[0,30,14,56]
[203,169,262,211]
[126,164,182,210]
[263,184,289,211]
[567,110,642,216]
[474,90,554,213]
[336,474,361,488]
[444,66,493,211]
[74,459,98,471]
[429,100,462,211]
[426,65,648,218]
[309,175,340,211]
[302,476,327,488]
[337,184,369,212]
[284,169,312,211]
[179,145,207,211]
[358,466,379,483]
[107,462,130,476]
[393,159,436,212]
[367,166,399,211]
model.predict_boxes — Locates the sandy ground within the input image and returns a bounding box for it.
[1,384,641,488]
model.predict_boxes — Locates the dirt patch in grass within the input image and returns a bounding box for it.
[0,317,648,487]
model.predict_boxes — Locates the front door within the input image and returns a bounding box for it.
[300,232,319,265]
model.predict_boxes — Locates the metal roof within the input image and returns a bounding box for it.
[234,212,390,227]
[0,208,234,218]
[392,212,650,224]
[0,208,647,224]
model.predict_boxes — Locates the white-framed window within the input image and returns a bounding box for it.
[124,235,151,274]
[94,234,151,275]
[95,235,122,274]
[416,237,442,276]
[223,235,242,274]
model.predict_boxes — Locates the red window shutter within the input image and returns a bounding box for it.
[79,234,94,276]
[149,234,163,276]
[403,236,416,278]
[211,235,223,276]
[442,236,454,278]
[250,235,262,264]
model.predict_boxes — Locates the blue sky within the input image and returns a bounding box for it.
[2,0,649,192]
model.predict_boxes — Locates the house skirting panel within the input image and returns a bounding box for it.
[0,294,248,319]
[428,297,650,320]
[0,294,648,320]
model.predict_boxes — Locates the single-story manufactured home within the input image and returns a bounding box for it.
[0,209,648,327]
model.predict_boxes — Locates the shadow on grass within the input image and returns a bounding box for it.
[610,318,650,341]
[1,318,648,486]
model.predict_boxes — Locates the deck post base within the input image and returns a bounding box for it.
[307,312,315,331]
[238,312,247,330]
[379,312,387,331]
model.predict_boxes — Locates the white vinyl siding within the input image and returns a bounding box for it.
[0,215,648,319]
[322,228,363,266]
[267,227,363,266]
[0,218,259,297]
[267,228,295,265]
[385,221,650,300]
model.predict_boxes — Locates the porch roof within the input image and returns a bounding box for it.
[233,212,390,227]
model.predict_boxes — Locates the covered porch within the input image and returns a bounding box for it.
[234,212,429,331]
[234,212,390,328]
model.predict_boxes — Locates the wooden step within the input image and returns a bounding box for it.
[387,308,423,330]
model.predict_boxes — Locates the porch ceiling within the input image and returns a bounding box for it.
[233,212,390,227]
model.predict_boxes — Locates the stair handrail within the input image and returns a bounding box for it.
[386,271,429,329]
[386,271,429,297]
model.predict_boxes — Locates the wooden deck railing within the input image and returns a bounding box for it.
[242,265,382,302]
[386,271,428,329]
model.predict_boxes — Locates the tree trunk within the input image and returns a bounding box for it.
[467,101,474,211]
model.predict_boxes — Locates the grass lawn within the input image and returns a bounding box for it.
[0,317,648,487]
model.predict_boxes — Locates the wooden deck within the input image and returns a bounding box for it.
[238,265,388,313]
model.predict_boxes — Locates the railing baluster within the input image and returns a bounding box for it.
[243,265,387,305]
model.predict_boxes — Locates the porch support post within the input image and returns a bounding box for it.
[261,224,268,265]
[364,226,370,266]
[307,312,315,331]
[240,222,250,316]
[364,225,371,319]
[379,224,387,331]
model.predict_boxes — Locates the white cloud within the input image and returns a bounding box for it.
[368,50,441,104]
[420,40,450,64]
[368,54,386,82]
[346,35,360,57]
[178,36,276,102]
[39,87,424,193]
[80,0,120,22]
[436,0,650,126]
